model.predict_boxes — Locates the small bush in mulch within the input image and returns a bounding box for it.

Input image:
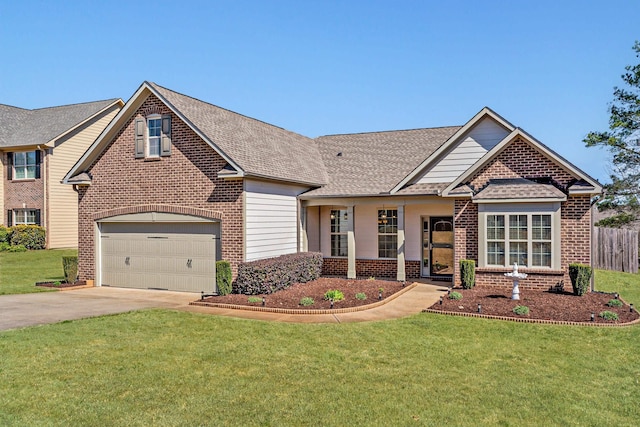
[428,287,639,323]
[35,280,87,289]
[449,291,463,300]
[355,292,367,301]
[324,290,344,302]
[599,311,619,321]
[513,305,530,316]
[299,297,315,307]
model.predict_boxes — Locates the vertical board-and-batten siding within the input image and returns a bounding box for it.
[417,117,510,184]
[244,179,310,261]
[48,106,120,248]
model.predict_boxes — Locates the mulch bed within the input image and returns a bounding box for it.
[427,287,639,324]
[35,280,88,289]
[200,277,407,310]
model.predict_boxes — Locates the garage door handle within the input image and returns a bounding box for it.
[187,259,192,268]
[125,257,130,265]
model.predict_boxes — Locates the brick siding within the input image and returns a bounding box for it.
[322,257,421,280]
[3,151,45,226]
[453,137,593,290]
[77,93,243,281]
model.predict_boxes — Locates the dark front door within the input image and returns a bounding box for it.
[430,217,454,278]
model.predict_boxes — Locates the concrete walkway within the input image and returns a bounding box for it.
[0,282,448,331]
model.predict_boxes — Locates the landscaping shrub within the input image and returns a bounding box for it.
[4,244,26,252]
[324,290,344,301]
[568,263,592,296]
[216,260,232,296]
[0,225,10,243]
[449,291,463,300]
[234,252,323,295]
[599,311,619,321]
[62,256,78,284]
[299,297,314,306]
[355,292,367,301]
[0,242,10,252]
[607,299,623,308]
[513,305,530,316]
[10,225,46,250]
[460,259,476,289]
[247,296,262,304]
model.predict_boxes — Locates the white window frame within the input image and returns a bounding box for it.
[478,203,561,269]
[147,115,162,158]
[13,151,37,180]
[330,209,348,257]
[378,208,398,259]
[13,209,37,225]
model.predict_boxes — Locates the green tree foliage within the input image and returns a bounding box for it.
[584,41,640,226]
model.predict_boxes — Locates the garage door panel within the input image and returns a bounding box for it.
[99,220,218,293]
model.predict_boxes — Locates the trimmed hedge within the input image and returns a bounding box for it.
[569,263,593,296]
[233,252,323,295]
[0,226,10,243]
[62,256,78,284]
[216,260,233,296]
[10,225,46,250]
[460,259,476,289]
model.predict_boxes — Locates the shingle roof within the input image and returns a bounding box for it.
[149,82,328,186]
[0,99,119,148]
[473,178,566,201]
[301,126,460,197]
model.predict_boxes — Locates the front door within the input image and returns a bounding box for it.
[430,217,454,278]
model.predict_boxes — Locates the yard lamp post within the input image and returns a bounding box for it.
[591,313,595,322]
[330,298,334,309]
[439,296,443,305]
[262,297,265,307]
[631,304,634,313]
[477,304,482,313]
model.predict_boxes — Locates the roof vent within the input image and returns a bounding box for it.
[337,152,343,157]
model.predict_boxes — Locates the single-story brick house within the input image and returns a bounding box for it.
[64,81,601,293]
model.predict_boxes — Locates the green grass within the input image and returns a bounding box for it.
[0,249,77,295]
[595,269,640,305]
[0,310,639,426]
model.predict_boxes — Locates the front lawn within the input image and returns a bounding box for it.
[0,249,77,295]
[0,269,639,425]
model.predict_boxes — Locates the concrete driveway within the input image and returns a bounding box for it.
[0,287,199,331]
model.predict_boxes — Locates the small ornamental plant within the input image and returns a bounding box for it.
[607,299,623,308]
[299,297,314,307]
[449,291,463,301]
[599,311,619,321]
[513,305,530,316]
[324,290,344,302]
[247,296,262,304]
[367,276,376,281]
[355,292,367,301]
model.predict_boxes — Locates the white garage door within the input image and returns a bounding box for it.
[100,219,219,293]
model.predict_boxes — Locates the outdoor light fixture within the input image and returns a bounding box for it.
[439,296,443,305]
[343,211,348,221]
[330,211,336,220]
[477,304,482,314]
[631,304,635,313]
[615,293,619,300]
[330,299,334,309]
[262,297,265,307]
[591,313,595,322]
[379,290,383,300]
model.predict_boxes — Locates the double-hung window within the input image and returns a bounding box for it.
[330,209,348,257]
[13,152,37,179]
[481,209,557,269]
[147,116,162,158]
[10,209,40,226]
[378,209,397,259]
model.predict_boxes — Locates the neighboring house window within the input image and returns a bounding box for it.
[330,209,348,257]
[483,212,554,268]
[10,209,40,226]
[13,151,37,179]
[147,116,161,157]
[378,209,397,259]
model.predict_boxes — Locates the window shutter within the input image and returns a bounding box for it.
[161,115,171,157]
[7,152,12,180]
[35,209,41,226]
[7,210,12,227]
[134,118,145,158]
[35,150,41,179]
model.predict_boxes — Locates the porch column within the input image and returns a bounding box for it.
[397,204,406,282]
[347,204,356,279]
[300,206,308,252]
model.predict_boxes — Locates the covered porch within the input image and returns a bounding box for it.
[300,196,455,282]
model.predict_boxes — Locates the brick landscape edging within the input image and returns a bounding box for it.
[422,308,640,327]
[189,282,417,314]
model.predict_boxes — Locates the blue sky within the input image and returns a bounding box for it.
[1,1,638,183]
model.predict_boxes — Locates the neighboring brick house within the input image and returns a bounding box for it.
[64,81,601,293]
[0,99,123,248]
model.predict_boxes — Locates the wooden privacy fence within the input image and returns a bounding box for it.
[593,227,638,273]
